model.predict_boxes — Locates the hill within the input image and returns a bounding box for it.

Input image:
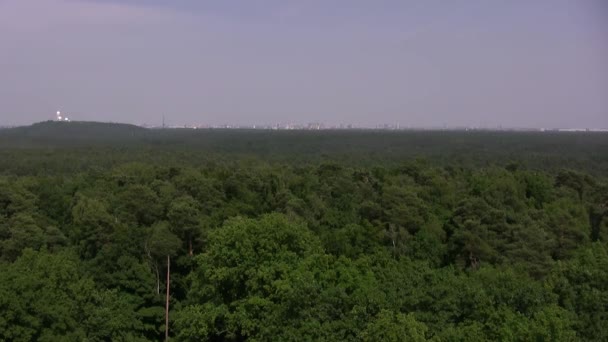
[0,121,149,145]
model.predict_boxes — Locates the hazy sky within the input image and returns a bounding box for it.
[1,0,607,127]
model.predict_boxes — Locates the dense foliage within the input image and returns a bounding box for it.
[1,123,607,340]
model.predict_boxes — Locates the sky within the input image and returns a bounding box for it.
[1,0,607,128]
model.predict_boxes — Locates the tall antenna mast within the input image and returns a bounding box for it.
[162,115,166,129]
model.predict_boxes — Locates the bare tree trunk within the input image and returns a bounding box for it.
[388,224,397,257]
[165,255,170,341]
[155,264,160,295]
[469,251,480,270]
[145,242,160,295]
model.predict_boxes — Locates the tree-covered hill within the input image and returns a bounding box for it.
[0,121,148,144]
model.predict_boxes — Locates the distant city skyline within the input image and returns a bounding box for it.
[1,0,607,128]
[12,111,600,132]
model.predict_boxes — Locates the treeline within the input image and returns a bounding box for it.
[1,157,607,340]
[1,122,608,175]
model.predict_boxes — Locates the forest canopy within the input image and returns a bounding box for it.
[1,122,607,341]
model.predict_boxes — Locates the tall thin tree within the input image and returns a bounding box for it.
[165,254,170,341]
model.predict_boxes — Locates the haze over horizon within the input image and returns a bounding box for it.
[1,0,607,128]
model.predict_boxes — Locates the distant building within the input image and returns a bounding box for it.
[55,111,70,122]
